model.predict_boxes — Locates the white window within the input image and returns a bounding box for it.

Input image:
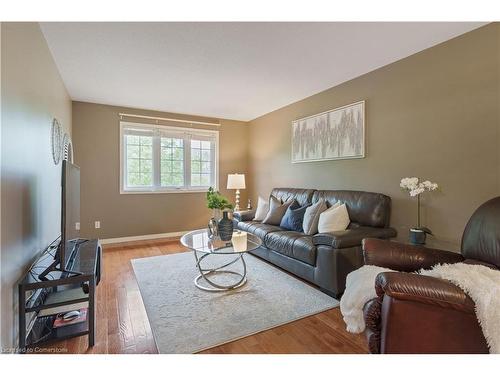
[120,122,218,193]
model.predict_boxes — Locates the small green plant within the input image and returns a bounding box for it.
[206,187,234,210]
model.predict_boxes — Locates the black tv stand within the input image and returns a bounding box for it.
[37,259,83,281]
[38,240,86,281]
[18,239,102,352]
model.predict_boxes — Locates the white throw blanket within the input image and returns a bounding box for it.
[340,263,500,353]
[340,265,395,333]
[420,263,500,353]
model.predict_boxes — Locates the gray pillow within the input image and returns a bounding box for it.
[262,196,294,226]
[302,200,328,235]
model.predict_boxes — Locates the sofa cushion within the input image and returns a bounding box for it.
[253,196,270,221]
[318,202,349,233]
[280,201,310,232]
[271,188,315,207]
[262,196,294,225]
[313,226,397,249]
[312,190,391,228]
[461,196,500,268]
[303,199,328,235]
[264,231,317,266]
[237,221,284,242]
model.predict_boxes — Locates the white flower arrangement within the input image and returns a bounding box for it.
[400,177,439,231]
[400,177,438,197]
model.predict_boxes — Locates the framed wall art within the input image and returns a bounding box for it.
[291,100,365,163]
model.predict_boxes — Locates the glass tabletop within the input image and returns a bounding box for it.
[180,229,262,254]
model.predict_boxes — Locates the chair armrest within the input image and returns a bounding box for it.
[363,297,383,353]
[233,209,256,222]
[313,227,396,249]
[362,238,464,272]
[370,272,488,353]
[375,272,475,313]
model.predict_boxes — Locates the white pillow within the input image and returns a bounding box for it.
[317,203,350,233]
[253,196,270,221]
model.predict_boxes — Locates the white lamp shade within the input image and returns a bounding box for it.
[227,174,246,189]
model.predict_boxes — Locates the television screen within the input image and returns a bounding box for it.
[61,160,80,269]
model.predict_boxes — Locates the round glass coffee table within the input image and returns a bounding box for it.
[180,229,262,292]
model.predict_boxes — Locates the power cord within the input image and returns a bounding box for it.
[25,237,61,305]
[29,236,61,277]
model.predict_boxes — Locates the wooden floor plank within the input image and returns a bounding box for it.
[38,238,367,354]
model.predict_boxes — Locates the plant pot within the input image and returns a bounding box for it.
[212,208,222,221]
[218,211,233,242]
[409,228,426,245]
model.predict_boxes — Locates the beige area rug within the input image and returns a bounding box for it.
[132,252,339,353]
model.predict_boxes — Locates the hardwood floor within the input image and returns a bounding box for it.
[40,239,368,354]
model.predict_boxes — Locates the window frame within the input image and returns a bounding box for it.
[120,121,219,194]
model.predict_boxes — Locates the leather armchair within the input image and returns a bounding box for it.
[363,240,464,272]
[361,196,500,354]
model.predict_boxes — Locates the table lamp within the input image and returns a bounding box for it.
[227,173,246,211]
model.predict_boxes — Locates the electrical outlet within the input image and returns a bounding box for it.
[95,221,101,229]
[75,222,80,230]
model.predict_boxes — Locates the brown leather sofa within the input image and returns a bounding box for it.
[234,188,397,297]
[362,196,500,354]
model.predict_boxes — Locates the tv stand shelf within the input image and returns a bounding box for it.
[27,312,90,347]
[18,239,101,352]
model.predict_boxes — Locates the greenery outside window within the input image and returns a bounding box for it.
[120,122,218,193]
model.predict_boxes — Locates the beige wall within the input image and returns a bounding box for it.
[1,21,497,351]
[72,102,248,239]
[1,23,72,349]
[248,23,500,250]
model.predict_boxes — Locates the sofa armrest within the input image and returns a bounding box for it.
[362,238,464,272]
[233,209,256,222]
[371,272,488,353]
[375,272,475,313]
[312,227,396,249]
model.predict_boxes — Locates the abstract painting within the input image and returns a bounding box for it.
[291,101,365,163]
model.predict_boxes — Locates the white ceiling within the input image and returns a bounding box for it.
[40,22,486,121]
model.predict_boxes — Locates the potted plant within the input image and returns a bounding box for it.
[400,177,439,245]
[206,187,234,241]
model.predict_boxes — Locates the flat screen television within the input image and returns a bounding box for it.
[61,159,81,269]
[39,160,81,279]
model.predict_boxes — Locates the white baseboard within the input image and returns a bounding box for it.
[100,230,190,245]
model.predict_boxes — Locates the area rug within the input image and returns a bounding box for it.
[131,252,339,353]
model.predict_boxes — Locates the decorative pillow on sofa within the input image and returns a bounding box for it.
[262,196,294,226]
[302,200,329,235]
[253,196,270,221]
[317,203,350,233]
[280,201,310,232]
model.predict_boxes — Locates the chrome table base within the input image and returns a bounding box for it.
[193,251,247,292]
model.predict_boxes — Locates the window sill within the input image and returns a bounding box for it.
[120,188,213,195]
